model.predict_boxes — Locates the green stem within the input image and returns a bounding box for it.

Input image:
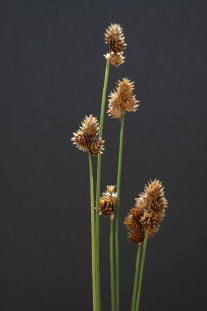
[96,56,111,311]
[110,220,116,311]
[135,230,149,311]
[88,153,97,311]
[115,111,125,311]
[131,245,142,311]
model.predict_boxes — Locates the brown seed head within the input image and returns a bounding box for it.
[105,23,126,53]
[145,179,168,214]
[71,115,104,156]
[107,78,139,119]
[80,114,99,136]
[124,207,145,245]
[104,51,125,67]
[124,180,167,244]
[99,185,117,220]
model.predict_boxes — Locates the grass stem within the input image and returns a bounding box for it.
[131,245,142,311]
[96,56,111,311]
[110,220,116,311]
[135,230,149,311]
[115,111,125,311]
[88,153,97,311]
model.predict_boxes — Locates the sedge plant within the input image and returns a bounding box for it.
[71,23,168,311]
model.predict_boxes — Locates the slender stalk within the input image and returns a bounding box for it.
[110,220,116,311]
[96,56,111,311]
[115,111,125,311]
[88,153,97,311]
[131,245,142,311]
[135,230,149,311]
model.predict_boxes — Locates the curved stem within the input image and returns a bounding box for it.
[88,153,97,311]
[110,220,116,311]
[131,245,142,311]
[135,230,149,311]
[96,56,111,311]
[115,112,125,311]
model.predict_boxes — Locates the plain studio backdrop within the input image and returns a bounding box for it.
[0,0,207,310]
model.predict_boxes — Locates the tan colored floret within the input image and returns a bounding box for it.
[124,180,167,245]
[71,115,104,156]
[104,51,125,67]
[105,23,126,53]
[108,78,139,119]
[99,185,117,221]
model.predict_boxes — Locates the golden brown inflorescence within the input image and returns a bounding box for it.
[99,185,117,221]
[107,78,140,119]
[104,23,126,67]
[71,115,104,156]
[124,180,167,245]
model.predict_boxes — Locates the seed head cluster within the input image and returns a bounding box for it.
[71,115,104,156]
[99,185,117,221]
[108,78,139,119]
[124,180,167,245]
[104,23,126,67]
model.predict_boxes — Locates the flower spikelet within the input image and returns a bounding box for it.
[145,179,168,214]
[124,180,167,244]
[104,51,125,67]
[80,115,99,136]
[71,115,104,156]
[124,207,145,245]
[89,136,104,156]
[99,185,117,221]
[107,78,139,119]
[105,23,126,53]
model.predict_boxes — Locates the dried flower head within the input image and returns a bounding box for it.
[99,185,117,221]
[124,180,167,244]
[104,51,125,67]
[144,179,168,214]
[107,78,139,119]
[71,115,104,156]
[105,23,126,53]
[80,115,99,136]
[124,207,145,245]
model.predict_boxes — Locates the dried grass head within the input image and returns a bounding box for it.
[105,23,126,54]
[71,115,104,156]
[104,51,125,67]
[124,180,167,244]
[107,78,139,119]
[99,185,117,221]
[124,207,145,245]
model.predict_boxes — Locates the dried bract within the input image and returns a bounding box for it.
[71,115,104,156]
[99,185,117,221]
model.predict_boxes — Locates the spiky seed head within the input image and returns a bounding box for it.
[145,179,164,201]
[124,207,145,245]
[105,23,126,53]
[99,185,117,220]
[124,180,168,244]
[107,78,139,119]
[145,179,168,214]
[107,102,124,119]
[80,114,99,136]
[71,130,89,152]
[89,136,105,156]
[104,51,125,67]
[71,115,104,156]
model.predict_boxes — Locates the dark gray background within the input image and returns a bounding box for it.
[1,0,207,310]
